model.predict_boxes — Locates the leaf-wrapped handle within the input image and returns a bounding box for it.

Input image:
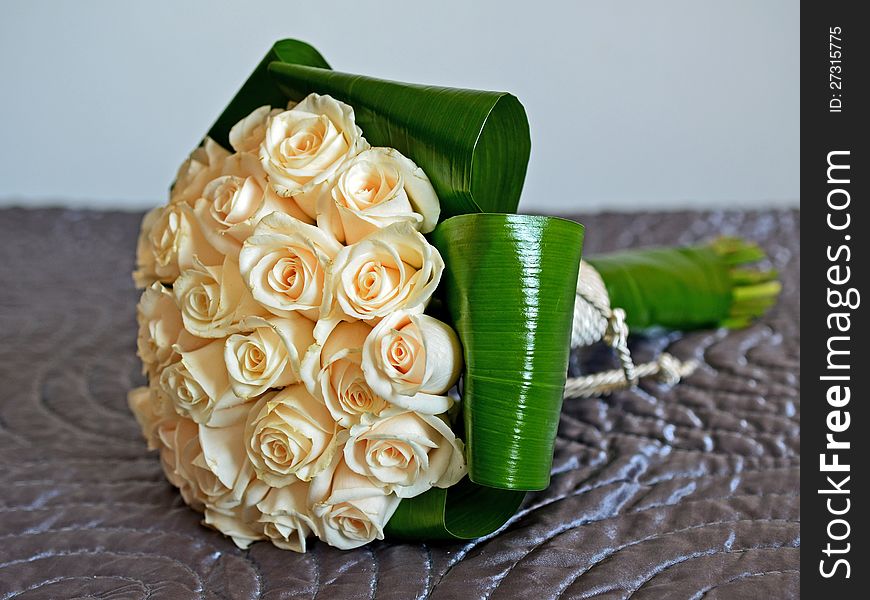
[586,238,780,330]
[432,214,585,491]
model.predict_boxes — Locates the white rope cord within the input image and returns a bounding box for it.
[571,259,610,347]
[564,261,698,399]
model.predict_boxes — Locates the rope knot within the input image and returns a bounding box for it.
[565,261,699,399]
[656,353,682,385]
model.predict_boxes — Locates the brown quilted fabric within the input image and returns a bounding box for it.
[0,208,799,599]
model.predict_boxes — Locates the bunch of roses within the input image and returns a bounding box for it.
[129,93,466,552]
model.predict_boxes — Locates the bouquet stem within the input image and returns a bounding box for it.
[586,237,781,331]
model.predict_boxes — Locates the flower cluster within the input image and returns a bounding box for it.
[130,94,466,551]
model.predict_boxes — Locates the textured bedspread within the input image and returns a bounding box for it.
[0,208,799,599]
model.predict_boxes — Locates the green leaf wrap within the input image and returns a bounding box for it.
[207,39,531,219]
[587,246,732,330]
[207,39,331,148]
[432,214,585,491]
[586,239,780,330]
[384,478,526,541]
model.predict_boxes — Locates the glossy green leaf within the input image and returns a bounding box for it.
[432,214,585,491]
[207,39,331,149]
[207,39,531,220]
[587,237,781,330]
[384,477,525,541]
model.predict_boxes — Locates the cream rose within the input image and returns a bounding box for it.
[154,413,204,510]
[245,385,341,485]
[155,403,263,530]
[361,311,462,414]
[192,152,312,259]
[239,212,342,320]
[151,377,251,515]
[204,478,270,549]
[309,456,400,550]
[344,408,466,499]
[127,385,174,450]
[171,137,230,206]
[133,202,223,287]
[198,406,272,548]
[174,256,268,338]
[260,94,368,218]
[160,339,245,424]
[187,404,254,508]
[171,404,271,549]
[229,105,282,153]
[257,479,317,552]
[301,320,387,427]
[228,102,298,153]
[159,362,211,422]
[317,147,440,244]
[224,314,315,399]
[319,222,444,330]
[136,282,183,379]
[136,282,208,380]
[133,207,162,287]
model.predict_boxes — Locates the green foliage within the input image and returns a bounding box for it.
[208,39,530,219]
[587,237,781,330]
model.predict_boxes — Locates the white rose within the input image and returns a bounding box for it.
[184,404,271,549]
[257,479,317,552]
[228,102,297,153]
[159,362,211,423]
[260,93,368,218]
[160,339,245,424]
[224,314,315,399]
[317,147,440,244]
[204,478,270,549]
[198,406,272,549]
[239,212,342,320]
[136,282,208,380]
[136,282,182,379]
[319,222,444,331]
[361,311,461,414]
[301,320,387,427]
[154,404,264,536]
[133,203,223,287]
[127,385,174,449]
[309,456,400,550]
[229,105,282,153]
[192,152,313,259]
[133,207,161,287]
[174,256,269,338]
[171,137,230,206]
[152,405,252,499]
[187,404,254,509]
[245,384,341,485]
[154,413,204,510]
[344,408,466,499]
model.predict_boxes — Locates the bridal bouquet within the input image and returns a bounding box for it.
[129,40,778,553]
[130,92,483,551]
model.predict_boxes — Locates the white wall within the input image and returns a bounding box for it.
[0,0,798,213]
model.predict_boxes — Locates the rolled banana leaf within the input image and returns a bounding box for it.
[385,477,526,542]
[586,237,781,331]
[387,214,584,540]
[432,214,584,491]
[206,39,530,220]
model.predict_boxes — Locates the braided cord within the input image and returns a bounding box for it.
[565,261,698,399]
